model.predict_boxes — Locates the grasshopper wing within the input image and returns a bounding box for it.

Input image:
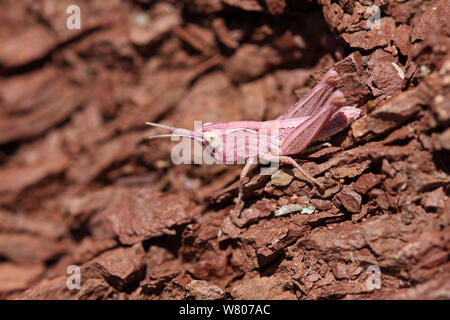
[281,68,339,120]
[280,90,346,155]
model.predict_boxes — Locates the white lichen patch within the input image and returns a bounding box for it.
[300,205,316,215]
[391,62,405,80]
[274,204,316,216]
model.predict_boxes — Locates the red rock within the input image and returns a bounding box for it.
[385,0,422,24]
[174,24,216,55]
[341,17,395,51]
[411,0,450,42]
[0,233,66,263]
[321,2,345,33]
[351,85,424,141]
[141,272,179,296]
[187,249,233,286]
[145,245,181,277]
[436,128,450,151]
[329,160,371,179]
[410,170,449,193]
[366,49,407,97]
[353,173,384,194]
[183,0,223,14]
[129,3,181,46]
[67,131,149,183]
[336,184,362,214]
[173,72,245,129]
[85,243,145,291]
[220,216,242,239]
[307,146,342,160]
[0,209,67,239]
[229,272,296,300]
[212,18,238,49]
[393,24,412,56]
[0,81,83,145]
[387,276,450,299]
[0,156,69,205]
[222,0,264,11]
[239,74,277,121]
[368,188,390,211]
[16,276,77,300]
[310,199,333,211]
[230,199,275,228]
[308,281,369,299]
[186,280,225,300]
[383,125,415,145]
[47,238,118,278]
[265,0,286,15]
[16,275,115,300]
[334,52,371,106]
[0,25,57,68]
[224,44,281,82]
[331,262,349,280]
[352,205,369,223]
[73,278,117,300]
[165,273,194,299]
[237,216,308,268]
[0,67,57,114]
[306,271,321,283]
[382,159,397,178]
[421,187,446,211]
[209,167,270,205]
[0,263,44,294]
[101,187,197,244]
[431,92,450,124]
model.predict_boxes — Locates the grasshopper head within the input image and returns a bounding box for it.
[202,131,222,149]
[146,122,226,162]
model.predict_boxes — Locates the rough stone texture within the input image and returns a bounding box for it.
[0,0,448,301]
[229,272,296,300]
[0,263,44,296]
[185,280,225,300]
[353,173,384,195]
[101,187,198,245]
[0,233,66,263]
[336,184,362,214]
[129,3,181,47]
[270,169,294,187]
[84,243,146,291]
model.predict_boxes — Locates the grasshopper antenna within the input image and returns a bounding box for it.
[146,122,203,142]
[145,122,178,131]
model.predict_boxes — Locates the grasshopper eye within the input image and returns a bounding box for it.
[203,131,221,148]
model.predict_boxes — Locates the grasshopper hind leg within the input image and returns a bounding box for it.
[266,155,324,191]
[234,158,257,217]
[280,156,324,191]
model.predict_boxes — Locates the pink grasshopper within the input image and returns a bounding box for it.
[146,68,360,215]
